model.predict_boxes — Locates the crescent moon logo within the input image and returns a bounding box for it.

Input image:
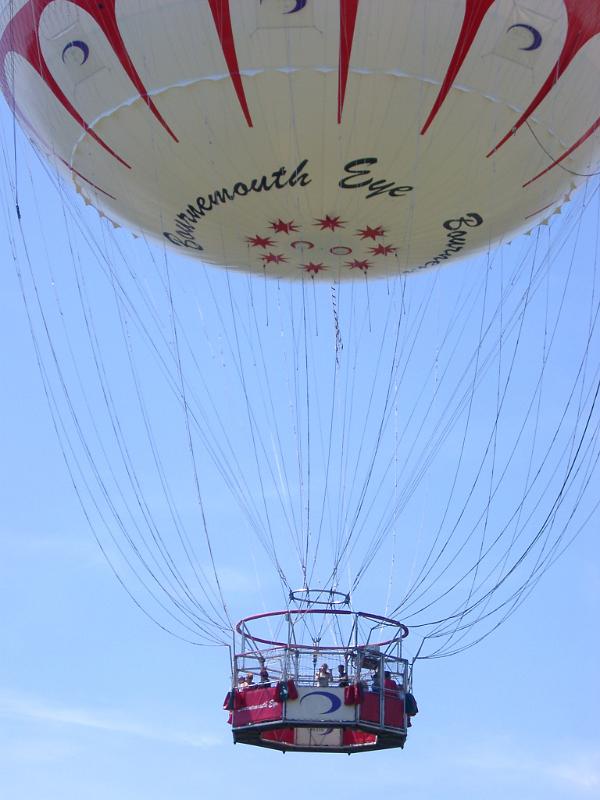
[286,0,308,12]
[300,691,342,713]
[61,40,90,65]
[507,23,542,51]
[259,0,307,14]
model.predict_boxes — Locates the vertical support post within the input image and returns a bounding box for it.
[354,612,360,725]
[240,625,247,674]
[284,613,292,681]
[228,641,235,691]
[378,654,384,726]
[312,635,320,685]
[353,612,359,681]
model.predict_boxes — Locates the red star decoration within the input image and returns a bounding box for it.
[345,259,372,272]
[247,234,275,248]
[357,225,386,240]
[315,214,346,231]
[301,262,327,274]
[270,219,300,234]
[261,252,288,264]
[370,243,397,256]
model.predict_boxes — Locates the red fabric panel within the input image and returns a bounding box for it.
[344,683,364,705]
[384,696,405,728]
[359,691,381,723]
[342,729,377,747]
[360,692,406,727]
[232,687,283,726]
[287,679,298,700]
[261,728,295,745]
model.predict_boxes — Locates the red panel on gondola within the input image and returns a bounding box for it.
[261,728,295,745]
[384,696,405,728]
[359,692,381,724]
[232,687,283,726]
[343,729,377,747]
[358,693,405,727]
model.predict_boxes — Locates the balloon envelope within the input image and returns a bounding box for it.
[2,0,599,278]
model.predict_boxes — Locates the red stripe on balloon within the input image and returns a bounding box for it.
[489,2,600,157]
[208,0,252,127]
[421,0,495,135]
[61,160,117,200]
[72,0,179,143]
[524,202,554,220]
[0,0,184,168]
[0,1,130,167]
[338,0,360,123]
[523,116,600,187]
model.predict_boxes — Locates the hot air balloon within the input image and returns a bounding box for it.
[1,0,599,754]
[2,0,599,278]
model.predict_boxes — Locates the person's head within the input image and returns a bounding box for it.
[338,664,346,674]
[384,671,391,679]
[246,672,254,683]
[320,663,329,671]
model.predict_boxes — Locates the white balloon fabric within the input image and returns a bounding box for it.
[1,0,599,278]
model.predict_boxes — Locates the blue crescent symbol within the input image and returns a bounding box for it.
[259,0,307,13]
[61,40,90,65]
[300,691,342,713]
[286,0,308,12]
[507,23,542,51]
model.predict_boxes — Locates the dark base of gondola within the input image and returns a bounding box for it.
[232,721,407,753]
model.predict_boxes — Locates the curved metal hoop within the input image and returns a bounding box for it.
[236,608,409,650]
[288,587,350,606]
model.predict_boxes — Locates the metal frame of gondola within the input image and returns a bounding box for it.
[227,590,411,753]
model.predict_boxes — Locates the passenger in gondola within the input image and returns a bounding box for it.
[383,670,398,696]
[240,672,255,689]
[337,664,349,686]
[371,670,381,693]
[258,659,271,687]
[316,663,332,686]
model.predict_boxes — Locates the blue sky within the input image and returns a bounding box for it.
[1,103,600,799]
